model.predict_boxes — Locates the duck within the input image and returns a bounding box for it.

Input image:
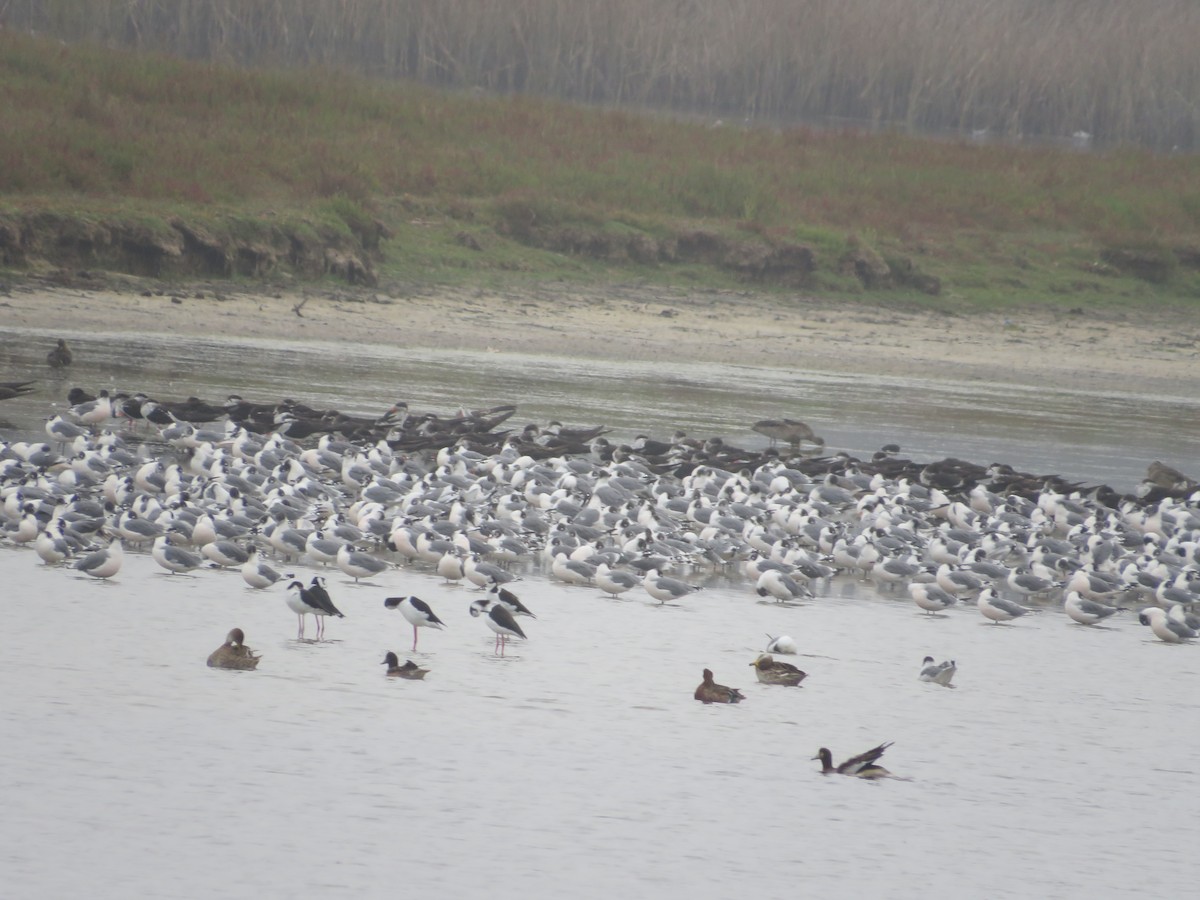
[918,656,957,687]
[694,668,745,704]
[813,742,896,779]
[206,628,261,670]
[381,651,429,680]
[46,339,73,368]
[749,653,807,686]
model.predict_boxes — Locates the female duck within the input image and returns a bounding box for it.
[206,628,261,670]
[749,653,807,686]
[694,668,745,704]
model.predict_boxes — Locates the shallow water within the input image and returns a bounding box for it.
[3,323,1199,493]
[3,549,1198,899]
[3,324,1200,897]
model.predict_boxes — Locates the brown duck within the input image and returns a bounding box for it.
[206,628,261,670]
[694,668,745,704]
[749,653,807,686]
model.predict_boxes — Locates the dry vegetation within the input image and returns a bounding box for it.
[0,30,1197,304]
[14,0,1200,151]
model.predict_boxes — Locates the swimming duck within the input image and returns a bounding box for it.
[694,668,745,704]
[813,742,895,778]
[918,657,957,687]
[749,653,807,686]
[206,628,260,670]
[381,651,429,680]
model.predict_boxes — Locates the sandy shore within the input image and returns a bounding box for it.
[3,277,1198,394]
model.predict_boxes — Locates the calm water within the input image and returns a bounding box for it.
[2,323,1200,898]
[2,323,1199,493]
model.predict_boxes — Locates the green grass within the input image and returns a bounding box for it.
[1,32,1198,309]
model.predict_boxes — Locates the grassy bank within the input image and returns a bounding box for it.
[1,32,1198,308]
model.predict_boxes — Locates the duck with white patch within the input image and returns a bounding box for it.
[749,653,807,687]
[381,651,429,680]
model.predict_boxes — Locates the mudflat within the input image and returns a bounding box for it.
[3,279,1197,395]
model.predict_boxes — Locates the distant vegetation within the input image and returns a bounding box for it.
[0,31,1198,305]
[13,0,1200,151]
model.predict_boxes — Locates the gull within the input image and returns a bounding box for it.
[1139,607,1196,643]
[909,581,958,614]
[1063,591,1122,626]
[643,568,701,605]
[918,657,957,687]
[977,587,1032,624]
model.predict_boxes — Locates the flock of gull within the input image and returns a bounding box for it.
[4,374,1200,778]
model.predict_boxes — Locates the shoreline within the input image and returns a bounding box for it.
[2,276,1199,396]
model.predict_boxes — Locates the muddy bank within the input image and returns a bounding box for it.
[2,273,1198,397]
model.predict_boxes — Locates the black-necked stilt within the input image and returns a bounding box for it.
[285,578,344,640]
[469,599,526,656]
[384,595,446,651]
[489,584,536,618]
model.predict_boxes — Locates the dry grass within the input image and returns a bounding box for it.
[1,32,1197,303]
[11,0,1200,151]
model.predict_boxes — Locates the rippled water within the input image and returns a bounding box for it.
[3,324,1200,897]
